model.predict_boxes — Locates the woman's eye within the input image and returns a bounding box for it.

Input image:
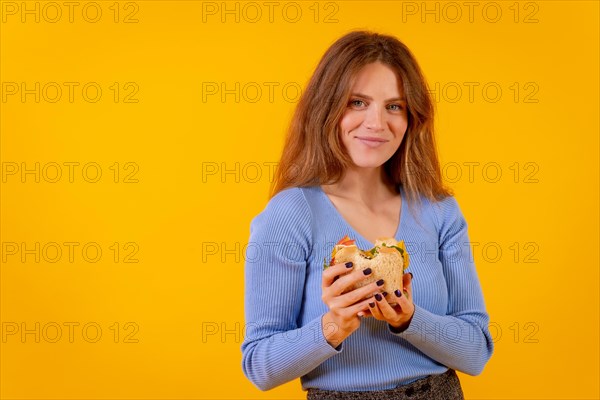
[349,100,404,110]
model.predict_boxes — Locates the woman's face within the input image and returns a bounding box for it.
[338,61,408,170]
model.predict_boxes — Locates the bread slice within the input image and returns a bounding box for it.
[326,236,409,306]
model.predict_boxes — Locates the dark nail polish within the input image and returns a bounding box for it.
[346,262,353,268]
[375,293,382,301]
[376,279,384,286]
[363,268,372,275]
[369,302,375,308]
[382,292,388,297]
[409,272,414,280]
[395,289,402,297]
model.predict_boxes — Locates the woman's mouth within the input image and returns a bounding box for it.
[355,136,388,148]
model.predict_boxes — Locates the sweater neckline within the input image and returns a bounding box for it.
[316,184,405,248]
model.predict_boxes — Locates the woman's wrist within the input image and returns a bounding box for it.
[389,309,415,333]
[322,311,351,349]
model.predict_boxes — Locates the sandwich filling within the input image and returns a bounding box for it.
[323,235,409,270]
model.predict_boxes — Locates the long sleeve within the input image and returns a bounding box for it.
[241,188,341,391]
[388,196,494,375]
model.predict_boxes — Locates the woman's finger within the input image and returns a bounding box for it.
[346,297,374,318]
[367,296,384,320]
[329,266,375,298]
[322,262,354,287]
[402,272,413,299]
[373,292,399,320]
[394,287,412,312]
[336,278,384,307]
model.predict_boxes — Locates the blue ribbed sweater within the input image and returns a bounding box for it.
[241,185,494,392]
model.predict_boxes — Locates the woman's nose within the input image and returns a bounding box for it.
[364,105,384,131]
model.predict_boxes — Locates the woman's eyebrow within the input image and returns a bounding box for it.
[351,93,407,102]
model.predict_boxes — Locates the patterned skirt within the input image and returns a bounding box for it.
[306,369,464,400]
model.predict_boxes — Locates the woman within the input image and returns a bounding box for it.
[241,30,494,399]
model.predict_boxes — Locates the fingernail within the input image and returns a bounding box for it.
[346,262,353,268]
[375,293,382,301]
[395,289,402,297]
[369,302,375,308]
[363,268,372,275]
[376,279,384,286]
[409,272,414,280]
[382,292,388,297]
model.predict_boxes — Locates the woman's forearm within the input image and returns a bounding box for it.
[241,313,342,391]
[389,305,494,375]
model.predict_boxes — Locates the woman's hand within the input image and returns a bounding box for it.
[321,262,384,348]
[360,272,415,332]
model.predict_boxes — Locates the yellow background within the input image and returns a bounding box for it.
[1,1,598,399]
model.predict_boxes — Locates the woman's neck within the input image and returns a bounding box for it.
[322,166,398,208]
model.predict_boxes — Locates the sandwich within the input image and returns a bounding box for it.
[323,235,410,305]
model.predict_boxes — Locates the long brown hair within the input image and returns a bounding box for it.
[269,30,453,206]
